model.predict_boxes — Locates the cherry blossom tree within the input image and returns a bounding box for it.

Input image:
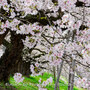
[0,0,90,90]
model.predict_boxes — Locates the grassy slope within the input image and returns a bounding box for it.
[8,72,84,90]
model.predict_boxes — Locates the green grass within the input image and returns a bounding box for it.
[0,72,84,90]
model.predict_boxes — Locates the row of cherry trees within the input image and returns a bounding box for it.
[0,0,90,90]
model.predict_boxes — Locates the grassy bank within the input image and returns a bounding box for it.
[0,72,84,90]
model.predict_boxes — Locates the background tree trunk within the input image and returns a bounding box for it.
[68,60,75,90]
[53,66,56,83]
[57,65,60,90]
[54,60,64,90]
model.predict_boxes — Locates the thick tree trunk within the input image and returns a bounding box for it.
[16,60,31,77]
[0,31,25,83]
[11,59,31,77]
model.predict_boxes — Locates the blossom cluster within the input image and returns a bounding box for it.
[13,73,24,83]
[10,0,59,17]
[37,77,53,90]
[42,77,53,87]
[75,77,90,89]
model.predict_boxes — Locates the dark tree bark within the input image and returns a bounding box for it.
[0,31,25,83]
[16,60,31,77]
[0,30,9,45]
